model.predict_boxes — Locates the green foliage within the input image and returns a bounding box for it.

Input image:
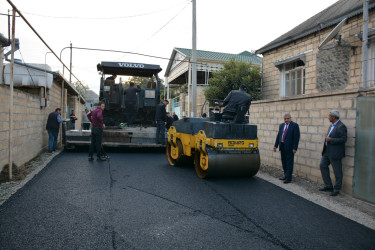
[125,76,166,100]
[204,59,262,101]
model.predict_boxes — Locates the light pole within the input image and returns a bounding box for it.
[59,45,70,76]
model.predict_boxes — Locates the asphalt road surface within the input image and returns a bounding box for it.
[1,150,374,249]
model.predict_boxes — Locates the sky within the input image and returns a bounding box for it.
[0,0,338,94]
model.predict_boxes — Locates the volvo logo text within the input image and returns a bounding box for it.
[118,63,145,68]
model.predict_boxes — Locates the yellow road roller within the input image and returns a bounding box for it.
[166,117,260,178]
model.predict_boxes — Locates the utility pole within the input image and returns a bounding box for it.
[362,0,369,88]
[69,42,72,87]
[8,8,16,180]
[191,0,197,117]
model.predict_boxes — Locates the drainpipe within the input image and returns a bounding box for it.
[8,9,16,180]
[362,0,369,88]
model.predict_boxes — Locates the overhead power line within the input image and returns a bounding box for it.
[114,2,190,61]
[22,1,190,20]
[6,0,83,88]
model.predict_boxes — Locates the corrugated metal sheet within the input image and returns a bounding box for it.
[354,97,375,204]
[174,48,263,65]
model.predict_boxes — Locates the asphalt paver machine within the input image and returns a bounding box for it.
[63,61,164,149]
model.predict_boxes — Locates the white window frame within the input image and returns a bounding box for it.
[279,61,305,97]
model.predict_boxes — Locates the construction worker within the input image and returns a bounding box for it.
[221,84,251,123]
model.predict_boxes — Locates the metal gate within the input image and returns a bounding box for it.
[354,97,375,203]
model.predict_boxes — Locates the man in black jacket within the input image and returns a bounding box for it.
[124,82,141,127]
[155,100,169,145]
[46,108,64,153]
[172,112,179,122]
[221,84,251,123]
[166,112,173,130]
[273,112,300,183]
[319,110,347,196]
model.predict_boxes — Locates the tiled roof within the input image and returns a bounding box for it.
[174,48,262,65]
[256,0,375,54]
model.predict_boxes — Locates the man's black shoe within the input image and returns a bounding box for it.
[330,190,340,196]
[283,180,291,184]
[279,176,287,180]
[319,186,333,192]
[97,156,107,161]
[88,156,94,161]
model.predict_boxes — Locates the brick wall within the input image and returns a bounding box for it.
[0,80,82,172]
[250,93,358,193]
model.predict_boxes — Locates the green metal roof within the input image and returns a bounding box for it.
[174,48,262,65]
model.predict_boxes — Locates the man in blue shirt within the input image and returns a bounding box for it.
[46,108,64,153]
[319,110,347,196]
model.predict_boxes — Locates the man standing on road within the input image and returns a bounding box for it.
[319,110,347,196]
[82,108,91,130]
[87,102,106,161]
[155,100,169,145]
[46,108,64,153]
[124,82,141,127]
[273,112,300,184]
[220,84,251,123]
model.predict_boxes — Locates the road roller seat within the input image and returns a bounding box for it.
[221,111,236,122]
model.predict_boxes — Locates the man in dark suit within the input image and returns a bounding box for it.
[319,110,347,196]
[273,112,300,183]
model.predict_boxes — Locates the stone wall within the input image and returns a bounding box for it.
[250,92,358,193]
[316,41,351,92]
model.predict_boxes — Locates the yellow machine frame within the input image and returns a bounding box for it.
[167,126,259,172]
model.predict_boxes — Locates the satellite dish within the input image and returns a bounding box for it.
[318,18,347,49]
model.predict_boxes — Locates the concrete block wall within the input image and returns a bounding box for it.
[0,84,59,172]
[250,93,358,194]
[0,81,72,172]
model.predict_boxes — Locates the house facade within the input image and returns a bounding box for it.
[254,0,375,202]
[164,48,262,117]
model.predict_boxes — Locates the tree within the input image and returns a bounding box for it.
[204,59,262,101]
[125,76,166,100]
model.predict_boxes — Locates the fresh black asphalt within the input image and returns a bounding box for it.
[0,149,374,249]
